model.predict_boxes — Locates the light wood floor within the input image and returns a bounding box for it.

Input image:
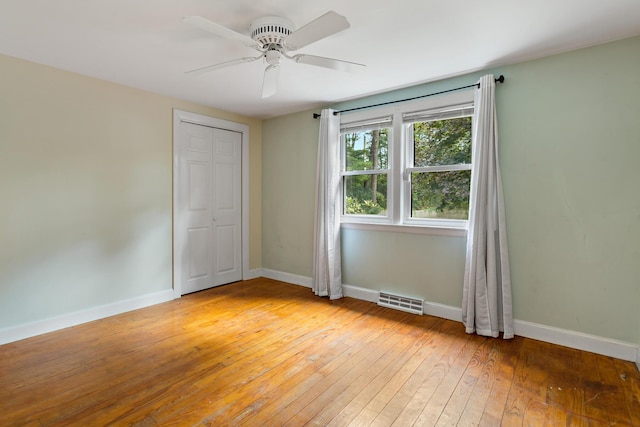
[2,278,639,426]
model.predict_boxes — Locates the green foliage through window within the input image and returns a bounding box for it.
[411,117,472,219]
[413,118,471,167]
[343,128,389,215]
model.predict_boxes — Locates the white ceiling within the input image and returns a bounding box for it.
[1,0,639,119]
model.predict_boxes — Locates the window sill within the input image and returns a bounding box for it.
[340,221,467,237]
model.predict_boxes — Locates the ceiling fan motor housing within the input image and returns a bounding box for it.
[249,16,294,48]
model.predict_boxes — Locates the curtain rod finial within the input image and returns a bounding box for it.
[496,75,505,84]
[313,113,321,119]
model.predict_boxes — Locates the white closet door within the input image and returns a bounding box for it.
[178,122,242,294]
[211,127,242,286]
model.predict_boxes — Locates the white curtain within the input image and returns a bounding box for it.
[312,109,343,299]
[462,75,514,339]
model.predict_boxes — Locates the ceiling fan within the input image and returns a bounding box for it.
[183,11,365,98]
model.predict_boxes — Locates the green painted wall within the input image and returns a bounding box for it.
[262,111,320,276]
[262,36,640,344]
[341,229,466,305]
[497,37,639,344]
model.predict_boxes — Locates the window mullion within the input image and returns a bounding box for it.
[406,164,472,173]
[402,122,412,223]
[390,112,403,225]
[341,169,389,177]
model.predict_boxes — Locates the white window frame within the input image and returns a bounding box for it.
[339,90,474,236]
[340,116,393,224]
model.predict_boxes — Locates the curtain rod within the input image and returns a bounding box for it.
[313,75,505,119]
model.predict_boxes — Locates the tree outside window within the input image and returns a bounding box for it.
[410,116,472,219]
[343,127,389,215]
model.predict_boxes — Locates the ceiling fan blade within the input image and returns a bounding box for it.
[292,54,365,72]
[185,56,261,76]
[183,16,260,49]
[262,65,280,98]
[284,11,350,50]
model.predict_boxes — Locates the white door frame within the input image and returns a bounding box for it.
[172,109,250,298]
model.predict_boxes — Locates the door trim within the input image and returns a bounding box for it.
[172,109,250,298]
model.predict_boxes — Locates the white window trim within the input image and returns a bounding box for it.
[339,90,474,235]
[340,222,467,237]
[342,169,390,177]
[406,164,472,174]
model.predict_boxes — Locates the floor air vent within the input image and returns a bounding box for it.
[378,292,424,315]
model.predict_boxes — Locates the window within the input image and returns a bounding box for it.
[339,90,474,232]
[341,118,391,218]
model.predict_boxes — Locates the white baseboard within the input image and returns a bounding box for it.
[421,301,462,322]
[262,270,640,364]
[342,284,378,302]
[513,319,639,364]
[245,268,264,280]
[0,289,175,345]
[261,269,312,288]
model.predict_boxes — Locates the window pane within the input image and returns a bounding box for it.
[343,128,389,171]
[344,174,388,216]
[413,117,471,167]
[411,170,470,219]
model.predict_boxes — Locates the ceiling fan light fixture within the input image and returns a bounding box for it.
[265,49,282,66]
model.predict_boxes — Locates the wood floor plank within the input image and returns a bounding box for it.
[314,315,441,426]
[433,336,493,426]
[389,327,473,426]
[613,357,640,426]
[126,296,349,426]
[501,338,550,425]
[279,311,419,426]
[454,338,503,426]
[193,301,377,425]
[544,342,599,425]
[411,334,479,426]
[238,306,412,426]
[338,317,444,426]
[2,278,639,426]
[366,319,464,426]
[578,351,626,425]
[477,337,522,426]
